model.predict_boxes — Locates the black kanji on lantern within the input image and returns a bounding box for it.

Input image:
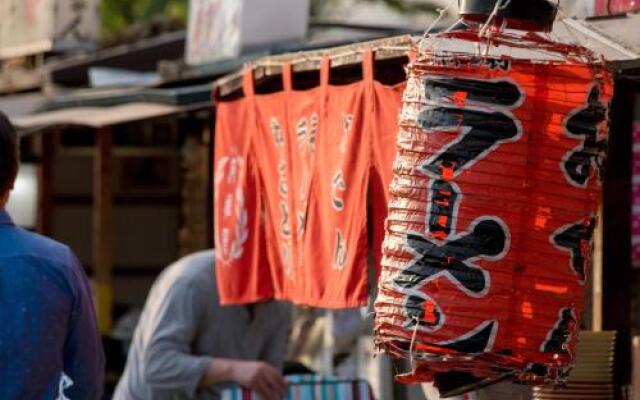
[391,75,520,343]
[541,308,576,354]
[404,294,443,330]
[394,219,507,296]
[562,86,608,187]
[418,78,522,179]
[438,320,498,353]
[552,217,596,284]
[427,179,460,238]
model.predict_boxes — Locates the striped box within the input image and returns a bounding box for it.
[221,375,374,400]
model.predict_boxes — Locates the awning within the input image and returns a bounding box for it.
[0,92,47,119]
[12,101,209,133]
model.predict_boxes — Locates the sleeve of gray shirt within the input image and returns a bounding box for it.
[142,279,213,397]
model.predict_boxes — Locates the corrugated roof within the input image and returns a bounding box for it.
[212,15,640,96]
[42,83,212,111]
[6,14,640,133]
[585,13,640,56]
[554,14,640,73]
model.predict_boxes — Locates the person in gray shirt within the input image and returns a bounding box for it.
[114,250,290,400]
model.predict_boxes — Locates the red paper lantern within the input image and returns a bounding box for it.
[374,28,613,391]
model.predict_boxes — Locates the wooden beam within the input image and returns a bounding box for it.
[213,35,414,98]
[592,205,604,331]
[94,126,114,334]
[58,147,180,158]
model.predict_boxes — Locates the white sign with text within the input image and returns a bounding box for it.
[186,0,310,66]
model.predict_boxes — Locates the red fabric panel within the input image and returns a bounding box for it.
[281,61,329,302]
[368,78,406,280]
[214,50,406,307]
[301,52,373,307]
[214,70,274,303]
[249,65,296,301]
[299,51,404,307]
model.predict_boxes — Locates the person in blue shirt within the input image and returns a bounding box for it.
[0,111,105,399]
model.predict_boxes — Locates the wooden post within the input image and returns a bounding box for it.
[603,78,635,399]
[207,110,215,249]
[37,130,55,235]
[634,337,640,400]
[94,126,113,334]
[592,205,604,332]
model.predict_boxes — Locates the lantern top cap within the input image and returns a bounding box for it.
[458,0,558,32]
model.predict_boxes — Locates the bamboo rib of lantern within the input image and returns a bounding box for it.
[214,34,415,97]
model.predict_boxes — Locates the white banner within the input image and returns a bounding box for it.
[54,0,100,50]
[0,0,99,59]
[0,0,55,59]
[186,0,310,66]
[186,0,242,66]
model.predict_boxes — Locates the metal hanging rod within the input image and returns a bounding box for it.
[214,35,415,98]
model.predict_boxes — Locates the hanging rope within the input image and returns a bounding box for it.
[478,0,512,39]
[408,317,421,374]
[424,0,457,36]
[475,0,512,56]
[419,0,458,53]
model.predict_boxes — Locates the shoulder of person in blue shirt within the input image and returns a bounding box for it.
[0,209,105,400]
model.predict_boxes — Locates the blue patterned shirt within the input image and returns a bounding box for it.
[0,209,104,399]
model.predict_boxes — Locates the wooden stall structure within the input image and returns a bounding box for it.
[12,100,212,334]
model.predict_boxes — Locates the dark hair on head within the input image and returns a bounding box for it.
[0,111,19,195]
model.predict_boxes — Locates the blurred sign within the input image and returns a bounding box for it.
[186,0,310,66]
[0,0,55,59]
[53,0,100,51]
[595,0,640,14]
[0,0,99,59]
[186,0,241,65]
[569,0,596,17]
